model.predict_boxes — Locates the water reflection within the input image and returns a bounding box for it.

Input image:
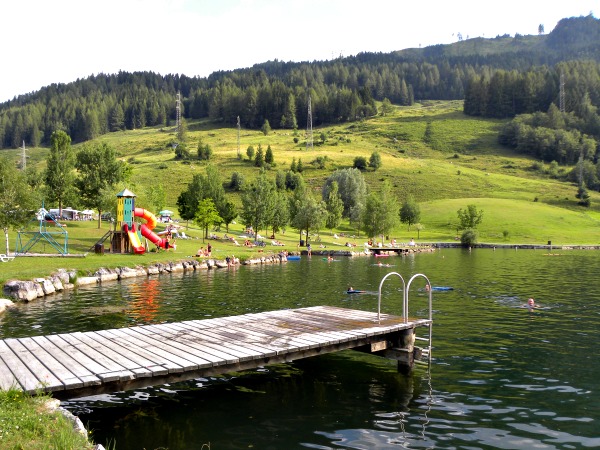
[128,278,161,324]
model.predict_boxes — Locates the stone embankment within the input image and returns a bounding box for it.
[2,251,353,304]
[1,255,270,303]
[1,247,436,304]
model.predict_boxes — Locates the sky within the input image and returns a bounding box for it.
[0,0,597,103]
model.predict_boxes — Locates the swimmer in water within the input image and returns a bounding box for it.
[525,297,539,310]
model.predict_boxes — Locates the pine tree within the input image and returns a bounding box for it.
[265,145,274,165]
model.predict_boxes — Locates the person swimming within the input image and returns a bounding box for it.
[525,297,539,310]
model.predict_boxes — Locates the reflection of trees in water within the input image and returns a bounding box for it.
[128,278,161,323]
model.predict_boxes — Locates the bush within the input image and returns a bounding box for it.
[230,172,245,191]
[353,156,368,171]
[460,229,478,247]
[369,151,382,170]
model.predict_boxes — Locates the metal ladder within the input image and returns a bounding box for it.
[377,272,433,367]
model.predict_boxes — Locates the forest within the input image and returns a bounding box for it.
[0,14,599,158]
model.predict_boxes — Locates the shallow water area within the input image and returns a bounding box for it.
[1,248,599,449]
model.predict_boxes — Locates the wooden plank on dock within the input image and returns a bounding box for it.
[3,339,65,392]
[0,306,431,398]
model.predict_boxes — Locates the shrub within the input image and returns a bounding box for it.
[230,172,245,190]
[460,229,478,247]
[353,156,368,171]
[369,151,382,170]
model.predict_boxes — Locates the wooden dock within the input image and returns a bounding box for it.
[0,306,431,399]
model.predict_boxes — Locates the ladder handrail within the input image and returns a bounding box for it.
[406,273,433,322]
[377,272,434,367]
[377,272,406,323]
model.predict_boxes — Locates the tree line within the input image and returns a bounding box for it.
[176,165,422,246]
[2,16,598,150]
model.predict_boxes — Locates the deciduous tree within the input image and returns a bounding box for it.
[322,168,367,217]
[75,142,127,228]
[325,181,343,233]
[0,156,37,254]
[362,181,399,240]
[195,198,222,241]
[457,204,484,229]
[291,194,327,246]
[241,172,276,238]
[45,130,76,217]
[400,196,421,230]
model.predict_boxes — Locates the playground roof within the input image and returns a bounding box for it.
[116,188,137,198]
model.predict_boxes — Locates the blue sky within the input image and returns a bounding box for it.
[1,0,596,102]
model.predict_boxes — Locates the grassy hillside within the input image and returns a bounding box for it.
[4,100,600,255]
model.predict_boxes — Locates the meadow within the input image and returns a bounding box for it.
[2,100,600,284]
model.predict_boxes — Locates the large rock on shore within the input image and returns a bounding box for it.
[3,280,44,301]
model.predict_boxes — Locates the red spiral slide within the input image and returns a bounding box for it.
[124,208,169,254]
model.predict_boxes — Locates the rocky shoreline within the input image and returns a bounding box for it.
[7,241,591,305]
[1,249,370,304]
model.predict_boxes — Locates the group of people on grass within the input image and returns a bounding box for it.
[195,243,212,257]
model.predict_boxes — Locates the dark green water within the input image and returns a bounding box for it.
[1,248,599,449]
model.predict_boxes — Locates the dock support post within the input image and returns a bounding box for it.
[395,328,416,375]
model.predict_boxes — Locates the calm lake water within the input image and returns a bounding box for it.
[2,248,600,449]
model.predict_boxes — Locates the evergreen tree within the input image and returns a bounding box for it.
[265,144,274,165]
[261,119,271,136]
[254,144,264,167]
[380,98,393,116]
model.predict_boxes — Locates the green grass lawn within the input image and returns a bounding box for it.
[3,100,600,285]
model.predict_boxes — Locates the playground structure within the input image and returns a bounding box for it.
[15,207,69,255]
[95,189,169,255]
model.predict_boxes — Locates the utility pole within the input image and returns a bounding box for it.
[237,116,241,159]
[559,71,565,113]
[20,140,28,171]
[176,91,182,133]
[306,95,313,151]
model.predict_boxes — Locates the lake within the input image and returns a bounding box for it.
[1,248,599,449]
